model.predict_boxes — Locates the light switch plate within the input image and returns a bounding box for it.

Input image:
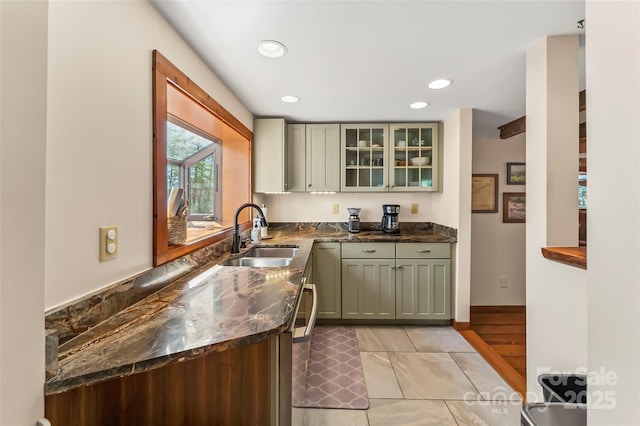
[411,203,419,214]
[99,225,118,261]
[332,203,339,214]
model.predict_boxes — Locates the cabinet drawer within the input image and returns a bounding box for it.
[341,243,395,259]
[396,243,450,259]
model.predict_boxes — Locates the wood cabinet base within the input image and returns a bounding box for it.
[46,339,273,426]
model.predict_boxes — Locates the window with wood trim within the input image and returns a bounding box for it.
[153,50,253,266]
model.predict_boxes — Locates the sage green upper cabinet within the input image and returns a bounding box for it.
[287,123,306,192]
[256,121,338,193]
[257,120,439,193]
[340,122,439,192]
[254,118,288,193]
[389,123,439,192]
[306,124,340,192]
[341,123,389,192]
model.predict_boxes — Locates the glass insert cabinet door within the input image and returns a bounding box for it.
[389,123,438,192]
[341,123,389,192]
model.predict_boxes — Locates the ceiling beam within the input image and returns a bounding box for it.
[498,90,586,139]
[498,116,526,140]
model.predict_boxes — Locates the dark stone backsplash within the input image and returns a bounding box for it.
[46,230,248,345]
[269,221,456,238]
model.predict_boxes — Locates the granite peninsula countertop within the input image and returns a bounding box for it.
[45,228,456,395]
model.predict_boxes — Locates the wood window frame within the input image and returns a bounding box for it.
[153,50,253,266]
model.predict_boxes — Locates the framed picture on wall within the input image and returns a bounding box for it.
[503,192,526,223]
[507,162,526,185]
[472,174,498,213]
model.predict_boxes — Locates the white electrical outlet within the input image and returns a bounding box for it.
[99,225,118,261]
[411,203,419,214]
[499,277,508,288]
[332,203,339,214]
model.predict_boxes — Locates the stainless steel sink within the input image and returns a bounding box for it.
[221,245,299,267]
[243,246,298,258]
[222,257,293,267]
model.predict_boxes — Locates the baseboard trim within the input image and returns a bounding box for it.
[450,319,471,330]
[459,329,527,401]
[470,305,526,314]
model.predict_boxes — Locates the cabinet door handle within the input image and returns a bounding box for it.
[416,249,431,253]
[392,265,402,270]
[308,184,312,187]
[362,249,376,253]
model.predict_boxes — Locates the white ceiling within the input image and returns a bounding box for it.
[151,0,585,138]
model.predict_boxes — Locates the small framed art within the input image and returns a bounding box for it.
[503,192,526,223]
[506,162,526,185]
[472,174,498,213]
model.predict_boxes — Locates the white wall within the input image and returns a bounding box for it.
[586,1,640,423]
[525,35,587,401]
[255,192,443,224]
[434,109,473,323]
[471,134,526,305]
[1,1,48,423]
[45,0,252,309]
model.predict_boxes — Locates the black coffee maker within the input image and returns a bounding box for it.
[381,204,400,233]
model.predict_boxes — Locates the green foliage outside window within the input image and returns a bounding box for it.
[166,121,218,217]
[189,156,214,215]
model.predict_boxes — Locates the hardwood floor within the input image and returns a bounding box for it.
[470,306,526,379]
[458,306,527,399]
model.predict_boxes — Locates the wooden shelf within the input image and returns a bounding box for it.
[541,246,586,269]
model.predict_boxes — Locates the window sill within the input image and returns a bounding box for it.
[541,246,586,269]
[184,220,234,243]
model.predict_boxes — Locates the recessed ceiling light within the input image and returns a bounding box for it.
[281,95,300,103]
[257,40,287,58]
[410,101,429,109]
[428,79,452,89]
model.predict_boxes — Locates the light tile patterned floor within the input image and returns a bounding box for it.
[293,325,523,426]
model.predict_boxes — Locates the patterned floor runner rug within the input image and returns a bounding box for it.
[294,326,369,410]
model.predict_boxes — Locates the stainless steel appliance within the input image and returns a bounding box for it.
[381,204,400,233]
[348,208,361,233]
[289,280,317,413]
[276,273,318,425]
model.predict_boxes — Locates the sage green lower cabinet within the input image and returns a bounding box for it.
[342,243,396,319]
[395,259,451,319]
[312,242,341,319]
[341,242,396,319]
[339,242,451,321]
[342,260,396,319]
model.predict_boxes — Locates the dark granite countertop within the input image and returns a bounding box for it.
[45,228,455,395]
